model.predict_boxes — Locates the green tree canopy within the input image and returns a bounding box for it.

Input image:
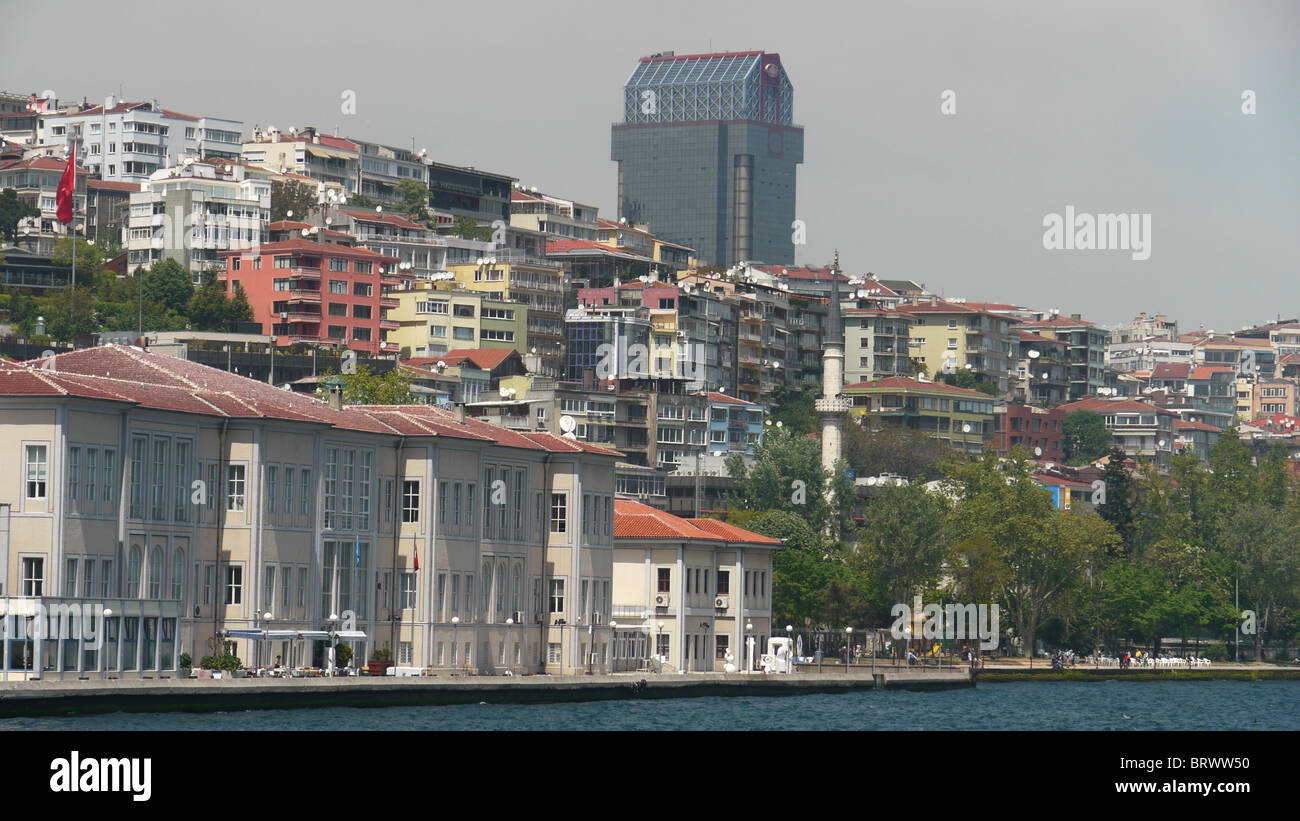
[315,364,414,405]
[142,258,194,314]
[853,482,950,605]
[270,179,318,222]
[0,187,39,243]
[725,426,829,524]
[1063,409,1111,465]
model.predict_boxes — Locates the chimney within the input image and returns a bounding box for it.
[1071,313,1082,321]
[930,296,938,306]
[328,382,343,411]
[454,403,466,424]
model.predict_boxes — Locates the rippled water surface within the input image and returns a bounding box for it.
[2,680,1294,731]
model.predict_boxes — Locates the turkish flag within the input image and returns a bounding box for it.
[56,143,76,225]
[413,537,419,571]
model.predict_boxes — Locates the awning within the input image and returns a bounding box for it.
[297,631,329,641]
[335,630,367,640]
[264,630,301,640]
[222,629,266,639]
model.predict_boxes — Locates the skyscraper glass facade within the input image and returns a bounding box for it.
[611,52,804,269]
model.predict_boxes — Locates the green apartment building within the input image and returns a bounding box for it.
[844,376,994,455]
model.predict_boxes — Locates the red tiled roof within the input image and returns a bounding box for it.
[1022,315,1095,328]
[613,499,780,544]
[895,300,980,315]
[702,391,758,406]
[87,179,140,192]
[843,376,986,396]
[219,239,394,260]
[511,190,540,202]
[1175,420,1221,433]
[1057,398,1177,416]
[436,348,518,371]
[1033,473,1093,489]
[337,208,425,230]
[1189,366,1234,380]
[0,156,90,173]
[547,240,649,260]
[1152,362,1192,379]
[0,346,622,457]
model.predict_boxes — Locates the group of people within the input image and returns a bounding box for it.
[1050,650,1076,670]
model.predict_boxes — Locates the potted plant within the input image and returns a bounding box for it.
[335,642,353,673]
[179,652,193,678]
[367,646,394,676]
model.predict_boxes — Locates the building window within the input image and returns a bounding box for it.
[548,643,561,664]
[226,464,246,511]
[658,567,671,593]
[548,578,565,613]
[401,572,417,610]
[21,557,44,597]
[717,570,730,595]
[550,493,568,533]
[402,480,420,523]
[716,634,730,660]
[225,565,243,605]
[24,444,48,499]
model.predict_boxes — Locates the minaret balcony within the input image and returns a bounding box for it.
[815,396,853,413]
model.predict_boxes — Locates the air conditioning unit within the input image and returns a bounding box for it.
[512,611,525,624]
[714,596,729,610]
[654,593,671,608]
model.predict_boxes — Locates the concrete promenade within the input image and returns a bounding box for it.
[0,668,972,718]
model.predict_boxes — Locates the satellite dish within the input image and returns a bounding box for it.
[1027,349,1040,359]
[1158,440,1167,448]
[559,415,577,433]
[866,477,877,486]
[1034,446,1043,457]
[300,228,310,237]
[962,423,972,433]
[286,209,294,218]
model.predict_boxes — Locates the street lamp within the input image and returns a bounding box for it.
[785,624,793,674]
[451,616,460,673]
[505,617,514,675]
[327,613,339,675]
[845,626,854,672]
[745,621,754,673]
[657,620,665,672]
[100,608,113,680]
[610,620,618,673]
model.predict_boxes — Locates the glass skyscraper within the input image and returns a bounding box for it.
[611,51,804,269]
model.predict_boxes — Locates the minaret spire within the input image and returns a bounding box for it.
[815,250,851,497]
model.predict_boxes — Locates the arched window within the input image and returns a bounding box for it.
[512,565,521,615]
[171,548,185,601]
[148,547,163,599]
[496,561,506,613]
[127,546,142,599]
[481,561,491,616]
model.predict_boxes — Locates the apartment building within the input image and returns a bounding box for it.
[1252,379,1298,419]
[220,240,402,356]
[352,137,427,206]
[1106,338,1195,372]
[449,250,565,377]
[46,99,242,183]
[510,187,599,241]
[0,346,620,679]
[986,404,1066,461]
[389,282,528,358]
[844,376,994,455]
[126,160,270,278]
[611,500,779,673]
[1056,397,1178,465]
[322,208,443,280]
[843,306,914,384]
[1019,313,1108,401]
[1013,330,1070,406]
[242,126,359,196]
[1110,312,1179,344]
[0,155,88,255]
[897,299,1016,393]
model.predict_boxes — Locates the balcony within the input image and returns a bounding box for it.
[285,311,321,323]
[379,319,400,331]
[379,296,400,309]
[286,290,322,304]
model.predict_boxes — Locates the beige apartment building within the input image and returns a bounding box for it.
[610,500,780,673]
[0,346,619,679]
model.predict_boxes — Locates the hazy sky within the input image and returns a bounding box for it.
[4,0,1296,331]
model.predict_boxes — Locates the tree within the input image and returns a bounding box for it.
[51,236,108,281]
[1216,504,1300,661]
[0,188,39,243]
[1063,409,1111,465]
[946,452,1115,656]
[451,216,493,242]
[843,416,952,481]
[394,179,434,226]
[315,364,414,405]
[226,282,253,325]
[142,258,194,314]
[768,388,818,435]
[186,270,230,330]
[270,179,317,222]
[8,292,40,338]
[853,482,950,605]
[1095,447,1136,555]
[44,285,99,343]
[725,426,829,524]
